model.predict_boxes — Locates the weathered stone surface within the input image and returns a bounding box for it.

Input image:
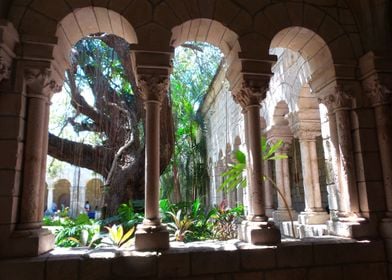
[191,250,240,275]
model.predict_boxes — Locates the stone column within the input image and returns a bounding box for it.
[47,185,55,213]
[268,136,297,222]
[263,159,274,217]
[135,75,169,251]
[320,87,361,219]
[234,83,281,245]
[365,78,392,216]
[297,133,329,224]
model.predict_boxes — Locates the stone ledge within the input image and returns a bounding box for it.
[0,238,387,280]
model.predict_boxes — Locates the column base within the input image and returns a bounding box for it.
[327,216,370,238]
[1,228,54,257]
[134,223,169,251]
[298,211,330,225]
[273,209,298,223]
[238,220,281,245]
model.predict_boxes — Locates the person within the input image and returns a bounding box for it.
[84,201,90,213]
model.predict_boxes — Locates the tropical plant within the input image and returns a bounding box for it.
[99,201,143,231]
[100,224,135,248]
[54,213,100,247]
[211,201,244,241]
[167,210,194,241]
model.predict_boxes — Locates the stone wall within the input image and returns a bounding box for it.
[0,239,386,280]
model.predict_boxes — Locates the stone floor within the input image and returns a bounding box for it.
[0,237,388,280]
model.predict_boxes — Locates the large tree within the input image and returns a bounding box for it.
[48,35,174,214]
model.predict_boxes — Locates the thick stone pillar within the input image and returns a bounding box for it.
[11,64,61,256]
[365,79,392,216]
[234,83,281,245]
[135,75,169,251]
[320,88,361,219]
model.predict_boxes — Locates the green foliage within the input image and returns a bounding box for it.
[100,201,143,231]
[53,214,100,248]
[220,137,288,192]
[161,42,222,202]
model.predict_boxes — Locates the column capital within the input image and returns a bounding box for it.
[24,64,62,98]
[363,77,392,107]
[137,74,169,103]
[267,125,293,151]
[0,21,19,84]
[233,80,268,109]
[288,112,321,140]
[318,85,353,112]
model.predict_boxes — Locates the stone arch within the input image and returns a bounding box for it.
[255,2,362,61]
[53,7,138,83]
[270,26,336,93]
[171,19,242,90]
[53,179,71,209]
[85,178,105,210]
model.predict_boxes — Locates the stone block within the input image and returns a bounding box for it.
[265,268,307,280]
[0,169,21,195]
[30,0,71,21]
[0,140,23,170]
[239,221,281,245]
[6,229,54,257]
[233,272,264,280]
[240,247,276,270]
[276,243,313,268]
[46,256,80,280]
[122,0,152,28]
[0,195,18,224]
[0,116,24,140]
[112,254,157,278]
[0,257,46,280]
[134,225,169,251]
[342,263,388,280]
[314,240,385,265]
[158,251,190,278]
[308,266,343,280]
[79,258,111,280]
[0,92,25,117]
[191,250,239,275]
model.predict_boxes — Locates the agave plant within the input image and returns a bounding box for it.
[101,224,135,248]
[167,210,194,241]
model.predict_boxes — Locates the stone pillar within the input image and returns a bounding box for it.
[135,75,169,251]
[297,133,329,224]
[365,78,392,216]
[11,64,61,256]
[320,87,361,219]
[47,185,55,213]
[267,135,297,223]
[263,159,274,217]
[234,82,281,245]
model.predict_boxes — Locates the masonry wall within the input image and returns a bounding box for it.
[0,240,387,280]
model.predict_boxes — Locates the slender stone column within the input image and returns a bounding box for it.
[47,185,54,213]
[263,159,274,217]
[234,82,281,245]
[320,87,361,219]
[135,75,169,251]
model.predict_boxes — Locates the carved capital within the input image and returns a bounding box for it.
[288,112,321,140]
[364,78,392,106]
[318,85,353,112]
[0,50,12,82]
[24,67,62,97]
[267,125,293,152]
[233,81,268,108]
[137,75,169,102]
